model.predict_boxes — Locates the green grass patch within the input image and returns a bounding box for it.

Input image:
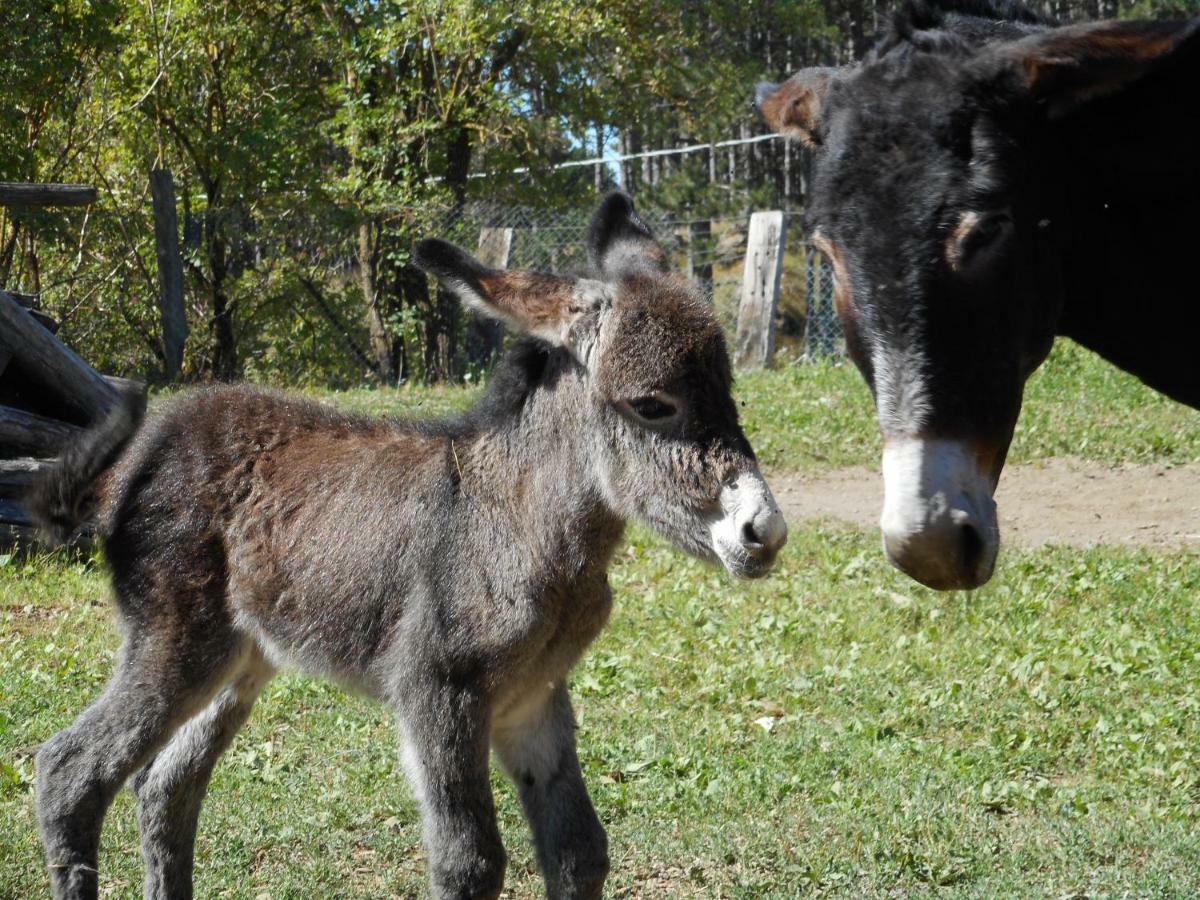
[2,337,1197,897]
[4,533,1200,897]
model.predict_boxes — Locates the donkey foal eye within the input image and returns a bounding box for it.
[628,396,677,421]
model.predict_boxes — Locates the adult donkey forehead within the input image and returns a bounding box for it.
[758,0,1200,591]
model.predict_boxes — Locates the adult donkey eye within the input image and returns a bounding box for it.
[961,212,1013,260]
[627,395,678,422]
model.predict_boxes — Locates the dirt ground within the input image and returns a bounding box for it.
[773,457,1200,549]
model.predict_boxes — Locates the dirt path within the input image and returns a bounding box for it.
[772,458,1200,549]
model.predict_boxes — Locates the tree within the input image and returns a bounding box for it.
[117,0,330,380]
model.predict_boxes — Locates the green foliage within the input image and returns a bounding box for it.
[1,0,843,384]
[0,0,121,181]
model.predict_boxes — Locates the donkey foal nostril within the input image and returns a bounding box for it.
[741,521,763,547]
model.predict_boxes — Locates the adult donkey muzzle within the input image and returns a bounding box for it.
[880,438,999,591]
[710,470,788,579]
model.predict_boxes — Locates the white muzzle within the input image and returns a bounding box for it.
[880,438,998,590]
[710,470,788,579]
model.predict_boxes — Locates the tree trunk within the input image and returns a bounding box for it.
[423,288,459,384]
[359,220,396,384]
[207,220,237,381]
[422,124,472,383]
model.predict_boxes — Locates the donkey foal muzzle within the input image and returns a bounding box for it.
[711,471,788,579]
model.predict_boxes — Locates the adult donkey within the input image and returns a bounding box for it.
[29,192,786,900]
[757,0,1199,589]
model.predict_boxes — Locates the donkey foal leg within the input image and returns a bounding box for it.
[132,648,274,900]
[493,684,608,900]
[35,633,244,900]
[398,687,506,900]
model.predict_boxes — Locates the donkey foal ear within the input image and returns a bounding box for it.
[414,238,602,351]
[588,191,669,281]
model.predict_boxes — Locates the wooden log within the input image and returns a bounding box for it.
[2,293,60,332]
[0,183,97,208]
[0,405,80,458]
[103,375,146,396]
[734,211,788,371]
[150,169,187,378]
[27,309,59,334]
[0,498,32,526]
[0,458,50,499]
[0,289,118,421]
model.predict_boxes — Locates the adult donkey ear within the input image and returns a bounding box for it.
[588,191,669,280]
[979,17,1200,119]
[755,68,838,148]
[414,239,607,352]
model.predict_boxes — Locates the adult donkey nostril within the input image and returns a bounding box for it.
[959,521,985,575]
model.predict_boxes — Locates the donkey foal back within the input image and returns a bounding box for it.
[31,192,786,900]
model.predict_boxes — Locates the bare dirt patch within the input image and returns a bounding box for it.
[772,458,1200,549]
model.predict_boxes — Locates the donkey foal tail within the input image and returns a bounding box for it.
[27,385,147,545]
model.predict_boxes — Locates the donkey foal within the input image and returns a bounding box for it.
[30,192,787,900]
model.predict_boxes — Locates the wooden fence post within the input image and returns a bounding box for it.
[734,210,788,370]
[477,226,513,269]
[466,227,513,369]
[150,169,187,379]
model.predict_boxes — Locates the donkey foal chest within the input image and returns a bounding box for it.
[491,582,612,718]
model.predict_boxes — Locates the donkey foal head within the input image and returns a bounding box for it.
[416,192,787,578]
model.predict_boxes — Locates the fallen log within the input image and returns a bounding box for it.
[0,498,32,527]
[103,375,146,397]
[0,289,117,422]
[0,405,79,458]
[0,458,50,499]
[2,293,60,332]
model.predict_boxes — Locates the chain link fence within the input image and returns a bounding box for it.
[2,196,843,384]
[440,201,843,365]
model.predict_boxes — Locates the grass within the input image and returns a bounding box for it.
[2,339,1199,897]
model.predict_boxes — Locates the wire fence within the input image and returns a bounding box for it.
[435,200,843,365]
[1,196,843,385]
